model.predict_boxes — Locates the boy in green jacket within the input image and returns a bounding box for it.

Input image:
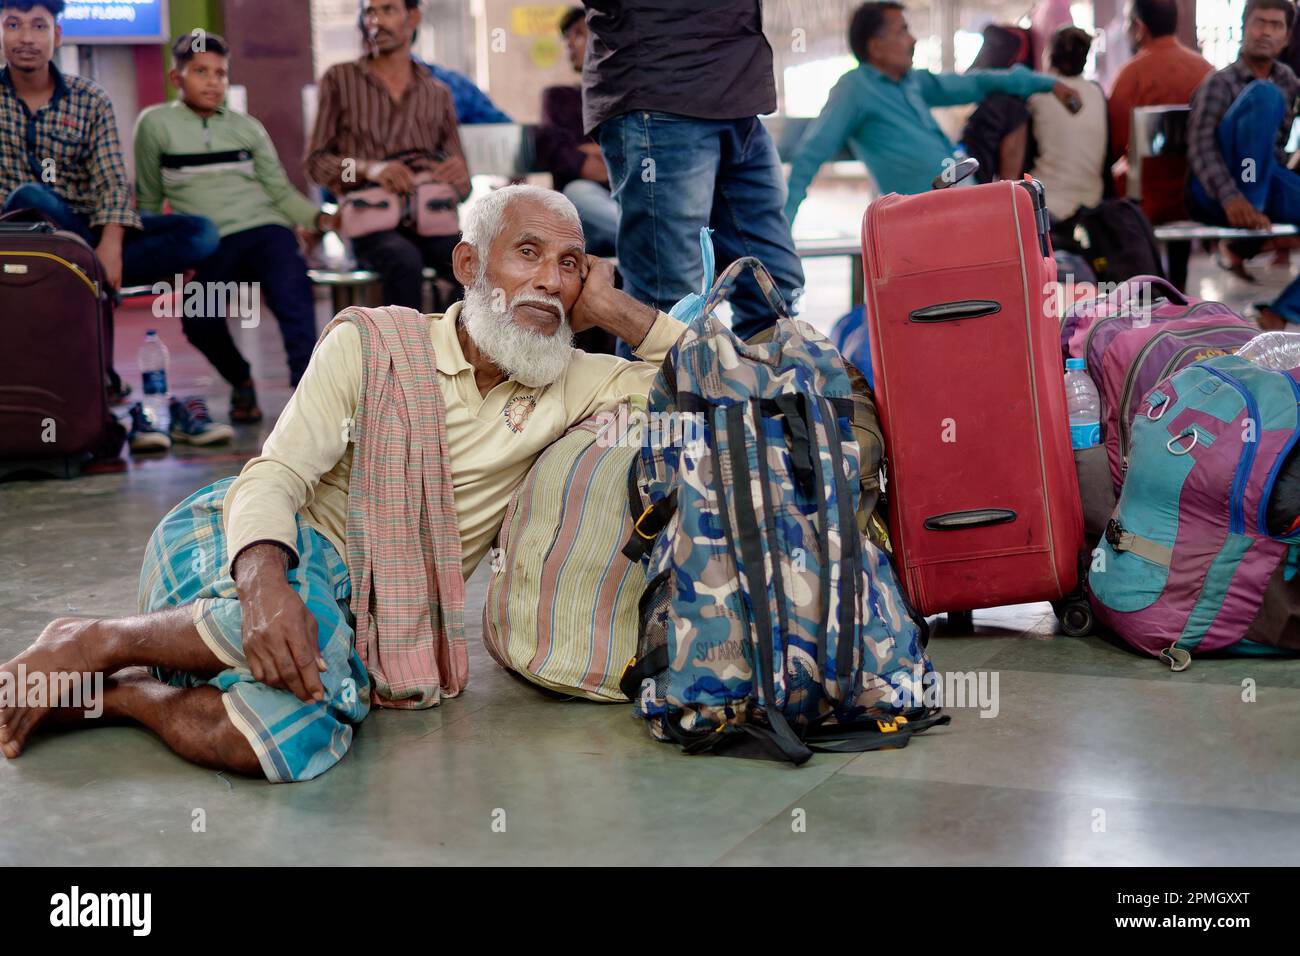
[135,32,336,424]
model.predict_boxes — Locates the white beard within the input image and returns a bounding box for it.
[460,277,574,388]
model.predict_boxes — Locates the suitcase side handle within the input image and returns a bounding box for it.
[923,509,1017,531]
[909,300,1001,323]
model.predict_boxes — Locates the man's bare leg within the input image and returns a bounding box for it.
[0,610,257,773]
[36,667,262,774]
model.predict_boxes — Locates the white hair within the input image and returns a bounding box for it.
[462,184,583,255]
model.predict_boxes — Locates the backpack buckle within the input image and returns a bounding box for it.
[633,504,659,540]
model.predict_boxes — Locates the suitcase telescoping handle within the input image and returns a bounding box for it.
[931,157,980,190]
[1017,176,1052,258]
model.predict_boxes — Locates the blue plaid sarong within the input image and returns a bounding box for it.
[138,478,370,782]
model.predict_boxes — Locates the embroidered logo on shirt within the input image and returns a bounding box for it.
[503,395,538,433]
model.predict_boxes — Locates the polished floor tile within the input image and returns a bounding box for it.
[713,774,1300,866]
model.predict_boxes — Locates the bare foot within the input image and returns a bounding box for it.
[0,617,100,758]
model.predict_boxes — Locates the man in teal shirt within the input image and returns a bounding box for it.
[786,2,1083,221]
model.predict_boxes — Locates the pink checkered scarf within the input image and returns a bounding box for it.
[320,305,466,709]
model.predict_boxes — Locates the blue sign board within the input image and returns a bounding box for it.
[58,1,169,44]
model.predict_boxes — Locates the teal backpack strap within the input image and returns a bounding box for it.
[1285,543,1300,582]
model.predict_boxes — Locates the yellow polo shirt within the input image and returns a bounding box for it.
[222,302,686,580]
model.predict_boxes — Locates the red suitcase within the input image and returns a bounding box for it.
[862,175,1090,635]
[0,217,123,478]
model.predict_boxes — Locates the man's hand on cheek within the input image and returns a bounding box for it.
[570,255,658,348]
[570,255,618,333]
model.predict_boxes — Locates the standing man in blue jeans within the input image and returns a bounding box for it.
[1187,0,1300,331]
[582,0,804,354]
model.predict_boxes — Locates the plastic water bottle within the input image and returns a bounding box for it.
[138,330,171,431]
[1238,331,1300,371]
[1064,358,1101,449]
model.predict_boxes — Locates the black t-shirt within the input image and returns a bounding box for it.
[581,0,777,134]
[960,93,1030,183]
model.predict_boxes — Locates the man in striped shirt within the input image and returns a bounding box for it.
[305,0,471,311]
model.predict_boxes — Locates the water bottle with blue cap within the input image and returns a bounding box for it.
[1064,357,1100,449]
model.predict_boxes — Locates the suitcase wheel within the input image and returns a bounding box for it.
[1055,600,1094,638]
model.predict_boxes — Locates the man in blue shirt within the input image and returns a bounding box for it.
[419,59,511,124]
[786,2,1083,222]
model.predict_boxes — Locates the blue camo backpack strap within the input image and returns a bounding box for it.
[622,227,719,562]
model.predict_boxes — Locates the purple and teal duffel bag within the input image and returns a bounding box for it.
[1088,354,1300,668]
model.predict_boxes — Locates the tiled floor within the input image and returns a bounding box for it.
[2,244,1299,866]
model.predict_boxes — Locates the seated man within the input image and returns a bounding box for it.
[784,1,1083,221]
[1187,0,1299,330]
[1106,0,1212,223]
[958,24,1036,184]
[306,0,471,311]
[136,32,338,425]
[536,6,618,257]
[0,0,219,397]
[1026,27,1108,221]
[0,185,687,781]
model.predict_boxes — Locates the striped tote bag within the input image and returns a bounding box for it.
[483,404,646,701]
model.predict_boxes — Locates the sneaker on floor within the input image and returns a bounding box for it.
[230,381,263,424]
[170,397,235,446]
[127,402,171,453]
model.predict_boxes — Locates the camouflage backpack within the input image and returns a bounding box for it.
[619,232,949,764]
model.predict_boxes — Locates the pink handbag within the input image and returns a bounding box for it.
[338,186,401,239]
[338,176,460,239]
[413,180,460,237]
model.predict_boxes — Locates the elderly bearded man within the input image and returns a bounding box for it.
[0,185,687,782]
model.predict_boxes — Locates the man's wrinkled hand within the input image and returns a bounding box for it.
[240,582,327,702]
[570,255,619,333]
[234,544,327,703]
